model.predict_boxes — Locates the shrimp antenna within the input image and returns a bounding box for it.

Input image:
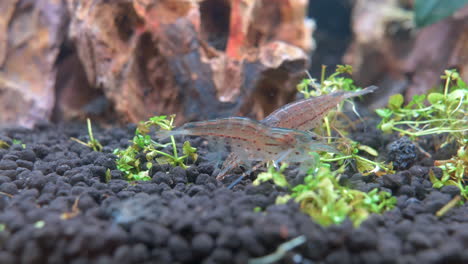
[304,70,321,91]
[347,99,368,133]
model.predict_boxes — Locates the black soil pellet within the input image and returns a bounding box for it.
[0,122,465,264]
[388,137,417,170]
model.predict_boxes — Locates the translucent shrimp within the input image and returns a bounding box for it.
[156,117,335,177]
[261,85,379,130]
[217,86,379,180]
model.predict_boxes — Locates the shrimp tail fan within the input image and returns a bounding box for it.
[344,85,379,99]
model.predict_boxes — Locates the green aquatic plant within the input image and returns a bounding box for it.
[431,146,468,200]
[0,140,9,149]
[376,71,467,143]
[297,64,357,99]
[0,139,26,149]
[114,115,197,181]
[377,69,468,199]
[260,161,396,227]
[296,65,361,139]
[71,118,103,152]
[12,139,26,149]
[254,163,290,188]
[297,65,394,176]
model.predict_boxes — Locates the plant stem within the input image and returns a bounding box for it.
[324,116,332,143]
[321,155,353,162]
[451,94,464,115]
[321,154,390,172]
[436,195,460,217]
[444,72,451,97]
[395,106,434,113]
[354,155,383,169]
[170,136,179,160]
[87,118,94,143]
[152,148,179,161]
[392,126,468,137]
[393,119,464,125]
[320,65,326,86]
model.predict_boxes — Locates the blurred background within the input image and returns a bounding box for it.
[0,0,467,127]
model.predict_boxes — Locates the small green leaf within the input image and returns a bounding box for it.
[406,94,426,109]
[356,159,375,174]
[388,94,404,110]
[149,115,167,123]
[335,64,353,75]
[448,89,467,102]
[275,195,291,204]
[429,169,439,185]
[456,77,468,89]
[457,146,467,159]
[272,171,289,187]
[375,108,393,119]
[133,171,151,181]
[105,169,112,183]
[427,92,444,104]
[253,172,273,186]
[146,162,153,170]
[182,141,198,162]
[357,145,379,157]
[156,156,172,165]
[380,120,394,133]
[432,103,446,112]
[0,140,10,149]
[149,115,174,131]
[413,94,426,104]
[442,69,459,80]
[136,122,150,135]
[254,164,289,187]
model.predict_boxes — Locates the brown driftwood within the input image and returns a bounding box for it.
[0,0,314,127]
[66,0,314,124]
[345,0,468,107]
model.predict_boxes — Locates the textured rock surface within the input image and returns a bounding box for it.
[0,0,68,126]
[0,0,314,126]
[345,0,468,107]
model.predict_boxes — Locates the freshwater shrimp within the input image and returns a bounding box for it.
[156,117,335,177]
[261,85,379,130]
[217,86,379,180]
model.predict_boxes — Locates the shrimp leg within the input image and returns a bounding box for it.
[217,153,245,180]
[227,161,267,189]
[272,148,293,169]
[227,148,295,189]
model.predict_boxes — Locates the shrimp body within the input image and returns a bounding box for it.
[157,117,333,168]
[262,86,378,131]
[217,86,378,180]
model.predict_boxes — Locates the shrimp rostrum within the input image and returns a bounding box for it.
[156,117,336,178]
